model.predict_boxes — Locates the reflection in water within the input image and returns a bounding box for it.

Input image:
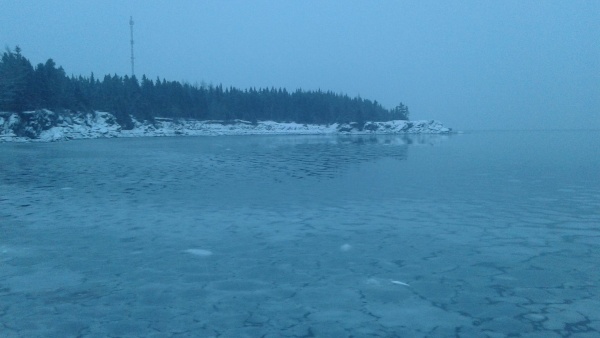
[233,134,449,180]
[246,136,408,180]
[0,133,450,204]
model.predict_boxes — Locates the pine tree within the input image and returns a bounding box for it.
[392,102,410,120]
[0,47,34,112]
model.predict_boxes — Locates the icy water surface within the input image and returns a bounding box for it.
[1,131,599,337]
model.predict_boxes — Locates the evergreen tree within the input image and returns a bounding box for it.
[392,102,410,120]
[0,47,34,112]
[0,48,410,126]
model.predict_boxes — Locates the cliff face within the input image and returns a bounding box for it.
[0,110,452,142]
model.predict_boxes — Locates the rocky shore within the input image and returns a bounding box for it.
[0,110,452,142]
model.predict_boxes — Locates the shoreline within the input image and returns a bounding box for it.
[0,110,452,143]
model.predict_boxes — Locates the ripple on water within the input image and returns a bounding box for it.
[6,268,83,293]
[208,279,271,292]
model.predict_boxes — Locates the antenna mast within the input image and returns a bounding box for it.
[129,16,135,76]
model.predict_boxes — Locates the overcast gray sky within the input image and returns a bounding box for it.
[1,0,598,130]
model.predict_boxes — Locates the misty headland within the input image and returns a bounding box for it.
[0,48,452,142]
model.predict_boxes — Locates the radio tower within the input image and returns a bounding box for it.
[129,16,135,76]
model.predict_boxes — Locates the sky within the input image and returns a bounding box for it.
[1,0,598,130]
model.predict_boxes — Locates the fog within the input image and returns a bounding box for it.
[1,0,598,130]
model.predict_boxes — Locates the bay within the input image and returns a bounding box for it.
[1,131,599,337]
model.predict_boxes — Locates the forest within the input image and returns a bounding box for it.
[0,47,409,129]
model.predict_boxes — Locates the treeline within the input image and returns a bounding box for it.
[0,47,409,128]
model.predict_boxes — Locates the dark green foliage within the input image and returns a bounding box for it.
[0,47,34,112]
[392,102,410,120]
[0,48,410,124]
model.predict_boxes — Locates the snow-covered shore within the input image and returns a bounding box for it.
[0,110,452,142]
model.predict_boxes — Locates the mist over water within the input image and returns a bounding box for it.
[2,2,598,130]
[1,132,599,336]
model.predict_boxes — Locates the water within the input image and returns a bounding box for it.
[1,131,599,337]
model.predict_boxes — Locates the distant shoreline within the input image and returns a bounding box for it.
[0,110,452,143]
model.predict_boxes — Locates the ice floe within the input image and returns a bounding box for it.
[391,280,411,287]
[185,248,213,257]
